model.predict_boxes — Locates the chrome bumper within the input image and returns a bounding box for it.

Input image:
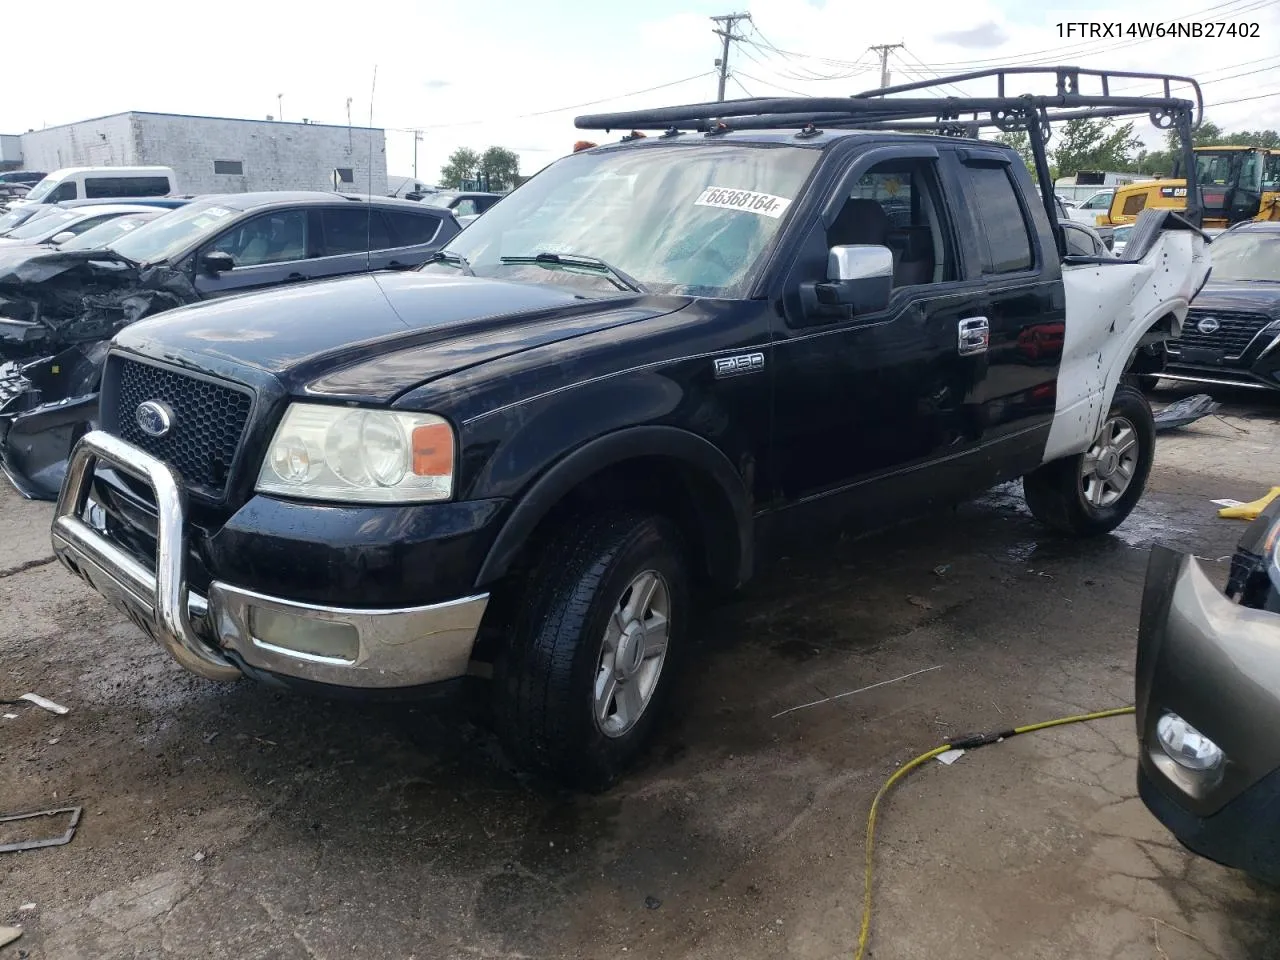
[51,430,490,689]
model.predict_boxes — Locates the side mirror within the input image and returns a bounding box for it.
[800,245,893,323]
[50,231,75,245]
[201,251,235,275]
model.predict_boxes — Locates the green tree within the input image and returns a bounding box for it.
[479,147,521,191]
[1164,120,1224,151]
[994,130,1036,177]
[439,147,480,189]
[1051,118,1143,179]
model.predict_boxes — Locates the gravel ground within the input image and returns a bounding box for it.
[2,383,1279,960]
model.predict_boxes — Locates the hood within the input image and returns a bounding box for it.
[115,271,690,402]
[1191,280,1280,320]
[0,247,136,289]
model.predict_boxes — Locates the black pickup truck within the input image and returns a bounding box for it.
[49,68,1212,789]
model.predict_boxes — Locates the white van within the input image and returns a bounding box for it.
[11,166,178,207]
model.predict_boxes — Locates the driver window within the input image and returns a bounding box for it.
[208,210,309,267]
[452,198,479,217]
[50,182,77,202]
[828,160,955,287]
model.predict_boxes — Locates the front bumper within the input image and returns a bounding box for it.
[1162,325,1280,392]
[51,430,490,689]
[1135,545,1280,878]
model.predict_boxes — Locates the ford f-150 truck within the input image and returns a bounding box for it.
[48,67,1213,789]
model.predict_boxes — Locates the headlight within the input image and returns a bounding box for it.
[255,403,454,503]
[1156,712,1224,772]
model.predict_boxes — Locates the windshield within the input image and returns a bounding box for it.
[4,208,79,239]
[108,201,239,265]
[57,213,157,250]
[0,207,36,233]
[430,143,820,297]
[1207,230,1280,282]
[22,176,58,203]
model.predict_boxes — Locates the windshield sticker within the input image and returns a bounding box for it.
[204,207,233,217]
[695,187,791,219]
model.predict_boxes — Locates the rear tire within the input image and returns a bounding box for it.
[491,510,690,791]
[1024,384,1156,536]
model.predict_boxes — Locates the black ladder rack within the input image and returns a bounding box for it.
[575,65,1206,229]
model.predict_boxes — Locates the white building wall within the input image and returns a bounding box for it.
[132,114,387,195]
[17,114,139,172]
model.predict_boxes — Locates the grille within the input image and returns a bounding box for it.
[109,358,253,500]
[1172,311,1273,359]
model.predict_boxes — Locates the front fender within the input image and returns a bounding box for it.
[1042,224,1209,462]
[472,423,753,589]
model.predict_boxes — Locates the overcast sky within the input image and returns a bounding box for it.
[2,0,1278,186]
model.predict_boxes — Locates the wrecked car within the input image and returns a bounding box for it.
[1,192,461,497]
[50,67,1211,790]
[1137,498,1280,885]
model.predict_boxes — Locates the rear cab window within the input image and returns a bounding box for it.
[958,161,1036,274]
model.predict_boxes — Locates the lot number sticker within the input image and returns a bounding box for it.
[695,187,792,219]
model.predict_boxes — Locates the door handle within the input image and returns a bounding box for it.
[958,316,989,356]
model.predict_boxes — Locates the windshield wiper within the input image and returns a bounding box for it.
[425,249,475,276]
[498,251,648,293]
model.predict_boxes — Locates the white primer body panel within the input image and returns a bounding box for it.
[1043,230,1210,463]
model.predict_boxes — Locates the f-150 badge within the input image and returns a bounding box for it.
[713,353,765,378]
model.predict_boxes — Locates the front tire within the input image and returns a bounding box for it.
[491,511,690,791]
[1024,384,1156,536]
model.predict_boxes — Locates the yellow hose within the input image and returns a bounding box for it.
[854,705,1136,960]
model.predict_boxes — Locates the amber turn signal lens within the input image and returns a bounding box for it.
[411,423,453,477]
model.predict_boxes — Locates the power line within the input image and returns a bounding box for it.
[732,70,815,97]
[1206,88,1280,107]
[383,71,717,132]
[741,37,872,82]
[731,75,755,98]
[892,47,972,97]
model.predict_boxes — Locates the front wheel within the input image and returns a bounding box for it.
[1023,384,1156,536]
[491,511,690,791]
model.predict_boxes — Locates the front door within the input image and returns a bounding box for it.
[192,207,314,297]
[766,147,1024,538]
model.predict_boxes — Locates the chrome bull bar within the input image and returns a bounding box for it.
[50,429,242,682]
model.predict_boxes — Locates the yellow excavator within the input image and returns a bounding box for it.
[1096,145,1280,228]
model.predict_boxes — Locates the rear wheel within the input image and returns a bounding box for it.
[491,510,690,791]
[1024,384,1156,536]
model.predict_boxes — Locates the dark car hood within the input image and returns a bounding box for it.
[115,271,691,402]
[1191,280,1280,320]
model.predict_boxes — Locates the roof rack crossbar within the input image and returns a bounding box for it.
[576,66,1202,135]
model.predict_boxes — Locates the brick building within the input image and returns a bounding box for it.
[13,112,387,195]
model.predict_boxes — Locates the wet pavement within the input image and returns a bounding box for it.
[3,383,1280,959]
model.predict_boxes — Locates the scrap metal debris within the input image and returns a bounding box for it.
[1152,394,1220,432]
[1,693,71,715]
[0,806,82,854]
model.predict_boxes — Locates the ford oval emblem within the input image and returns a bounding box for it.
[1196,316,1221,335]
[135,400,174,438]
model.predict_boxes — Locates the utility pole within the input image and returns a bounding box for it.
[413,130,423,180]
[869,43,904,89]
[711,12,752,102]
[277,93,284,122]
